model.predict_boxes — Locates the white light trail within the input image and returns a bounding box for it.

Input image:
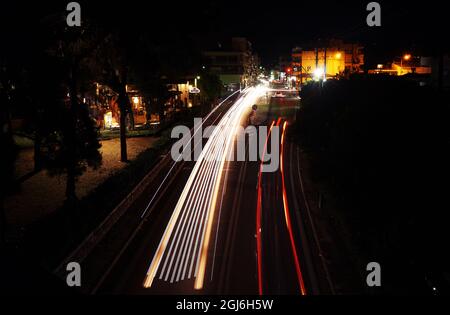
[143,86,266,289]
[140,90,240,219]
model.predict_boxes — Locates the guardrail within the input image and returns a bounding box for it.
[54,153,169,278]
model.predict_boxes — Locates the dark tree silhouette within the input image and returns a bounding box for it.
[93,31,136,162]
[198,72,222,113]
[41,15,102,204]
[0,64,19,245]
[296,76,450,293]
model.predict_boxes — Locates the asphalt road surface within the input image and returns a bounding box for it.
[89,86,333,295]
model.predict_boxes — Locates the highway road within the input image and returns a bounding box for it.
[78,86,333,295]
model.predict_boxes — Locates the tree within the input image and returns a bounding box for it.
[131,36,176,126]
[41,15,102,204]
[198,72,222,113]
[243,54,259,87]
[94,31,135,162]
[132,32,203,125]
[296,77,449,292]
[0,63,19,245]
[143,80,172,126]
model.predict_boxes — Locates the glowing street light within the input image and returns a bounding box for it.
[313,67,325,81]
[400,54,412,75]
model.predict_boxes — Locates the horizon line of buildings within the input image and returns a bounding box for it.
[272,38,450,90]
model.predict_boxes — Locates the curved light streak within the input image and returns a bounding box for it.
[280,121,306,295]
[256,120,275,295]
[143,86,266,289]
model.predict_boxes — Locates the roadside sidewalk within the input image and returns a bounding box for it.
[5,137,158,227]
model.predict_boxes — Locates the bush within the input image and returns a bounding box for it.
[22,133,172,268]
[296,77,450,293]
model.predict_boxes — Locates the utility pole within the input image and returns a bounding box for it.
[299,67,302,87]
[437,48,443,92]
[315,47,319,70]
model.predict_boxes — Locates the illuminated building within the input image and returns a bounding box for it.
[291,39,364,86]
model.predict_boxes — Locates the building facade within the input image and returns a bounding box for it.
[291,39,364,85]
[203,37,259,92]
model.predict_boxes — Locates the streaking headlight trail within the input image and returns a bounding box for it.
[143,86,266,290]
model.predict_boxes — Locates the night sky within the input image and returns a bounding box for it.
[2,0,447,67]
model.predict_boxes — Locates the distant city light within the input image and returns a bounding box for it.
[403,54,411,61]
[335,52,342,59]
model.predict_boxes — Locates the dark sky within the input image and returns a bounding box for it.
[2,0,447,66]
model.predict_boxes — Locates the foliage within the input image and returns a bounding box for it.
[35,15,103,201]
[199,72,222,103]
[296,76,450,292]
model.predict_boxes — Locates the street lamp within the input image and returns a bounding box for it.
[313,67,325,81]
[192,76,201,107]
[400,54,412,75]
